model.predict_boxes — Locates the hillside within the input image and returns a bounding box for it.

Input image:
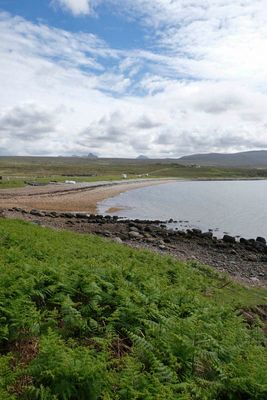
[0,219,266,399]
[178,150,267,167]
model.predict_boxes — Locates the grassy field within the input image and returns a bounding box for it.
[0,219,266,399]
[1,156,267,189]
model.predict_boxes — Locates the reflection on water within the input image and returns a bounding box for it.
[98,180,267,239]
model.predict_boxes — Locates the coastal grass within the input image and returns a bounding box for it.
[0,219,266,399]
[1,156,267,189]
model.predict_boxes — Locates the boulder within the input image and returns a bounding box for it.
[76,213,87,218]
[129,231,142,239]
[29,209,45,217]
[256,236,266,245]
[63,212,76,218]
[144,226,152,232]
[192,228,202,236]
[223,235,236,244]
[50,211,60,217]
[113,237,123,244]
[202,232,213,239]
[129,226,139,232]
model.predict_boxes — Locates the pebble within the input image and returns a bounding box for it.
[159,244,167,250]
[247,254,257,262]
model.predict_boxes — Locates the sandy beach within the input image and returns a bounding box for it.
[0,179,172,213]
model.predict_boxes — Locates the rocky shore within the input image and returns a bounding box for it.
[1,207,267,286]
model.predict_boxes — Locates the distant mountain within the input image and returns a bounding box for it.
[87,153,98,159]
[136,155,149,159]
[178,150,267,167]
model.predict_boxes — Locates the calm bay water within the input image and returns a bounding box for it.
[98,180,267,239]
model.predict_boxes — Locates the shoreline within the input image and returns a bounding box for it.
[1,207,267,287]
[0,179,173,213]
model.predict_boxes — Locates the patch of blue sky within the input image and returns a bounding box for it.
[0,0,149,51]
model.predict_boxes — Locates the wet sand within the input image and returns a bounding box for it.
[0,179,173,213]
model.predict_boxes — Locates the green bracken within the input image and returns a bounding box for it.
[0,219,266,399]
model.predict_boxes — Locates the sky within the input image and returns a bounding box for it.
[0,0,267,157]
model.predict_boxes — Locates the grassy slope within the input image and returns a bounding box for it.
[0,219,266,399]
[1,157,267,189]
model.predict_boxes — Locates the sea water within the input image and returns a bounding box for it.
[98,180,267,239]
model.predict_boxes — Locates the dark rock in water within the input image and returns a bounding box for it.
[168,218,174,223]
[223,235,236,244]
[192,228,202,236]
[202,232,213,239]
[256,236,266,245]
[239,238,248,245]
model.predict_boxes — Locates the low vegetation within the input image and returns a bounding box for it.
[1,156,267,189]
[0,219,266,399]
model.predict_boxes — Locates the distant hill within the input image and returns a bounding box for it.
[178,150,267,167]
[136,155,149,160]
[87,153,98,159]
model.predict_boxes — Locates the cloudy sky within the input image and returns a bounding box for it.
[0,0,267,157]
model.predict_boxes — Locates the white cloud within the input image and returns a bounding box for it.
[51,0,93,16]
[1,3,267,157]
[106,0,267,85]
